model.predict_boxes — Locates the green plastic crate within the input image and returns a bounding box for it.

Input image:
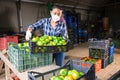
[108,55,114,64]
[8,43,53,72]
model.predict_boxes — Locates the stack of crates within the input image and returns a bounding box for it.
[88,38,110,69]
[68,28,74,49]
[8,43,53,72]
[78,29,88,42]
[73,27,78,44]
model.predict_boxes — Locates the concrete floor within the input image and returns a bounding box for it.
[0,43,120,80]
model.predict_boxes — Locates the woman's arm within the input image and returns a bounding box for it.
[25,18,46,41]
[27,18,46,31]
[62,23,68,39]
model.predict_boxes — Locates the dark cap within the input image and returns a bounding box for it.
[51,5,62,11]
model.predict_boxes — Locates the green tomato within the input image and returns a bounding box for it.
[60,69,68,76]
[32,37,39,42]
[18,43,23,48]
[48,36,53,41]
[9,44,14,47]
[68,70,73,76]
[23,42,29,47]
[25,48,30,52]
[36,41,43,46]
[79,71,84,76]
[51,76,62,80]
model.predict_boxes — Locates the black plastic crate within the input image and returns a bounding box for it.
[29,40,68,54]
[67,42,74,50]
[89,48,108,59]
[88,38,110,49]
[28,60,95,80]
[102,56,109,69]
[108,70,120,80]
[68,29,74,33]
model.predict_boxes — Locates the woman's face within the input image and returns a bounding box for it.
[50,8,62,22]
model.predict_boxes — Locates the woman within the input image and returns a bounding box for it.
[25,6,68,66]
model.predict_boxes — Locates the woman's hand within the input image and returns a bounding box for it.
[27,27,32,32]
[25,27,32,41]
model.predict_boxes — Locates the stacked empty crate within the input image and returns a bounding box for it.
[88,38,112,69]
[8,43,53,72]
[68,28,74,49]
[0,36,18,50]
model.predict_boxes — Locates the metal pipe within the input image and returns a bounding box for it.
[67,0,100,7]
[16,0,23,32]
[55,3,98,11]
[101,2,120,7]
[21,0,46,5]
[55,3,89,10]
[19,0,97,11]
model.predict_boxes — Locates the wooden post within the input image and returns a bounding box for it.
[5,64,11,80]
[0,60,3,74]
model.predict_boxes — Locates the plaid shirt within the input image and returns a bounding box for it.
[29,18,68,38]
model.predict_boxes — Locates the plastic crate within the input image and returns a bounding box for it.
[112,40,120,48]
[68,29,74,35]
[68,44,74,50]
[8,44,53,72]
[88,38,110,49]
[0,36,18,49]
[109,45,114,56]
[108,70,120,80]
[29,40,68,54]
[102,56,108,69]
[94,59,102,73]
[81,57,102,73]
[108,55,114,64]
[89,48,108,59]
[28,60,95,80]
